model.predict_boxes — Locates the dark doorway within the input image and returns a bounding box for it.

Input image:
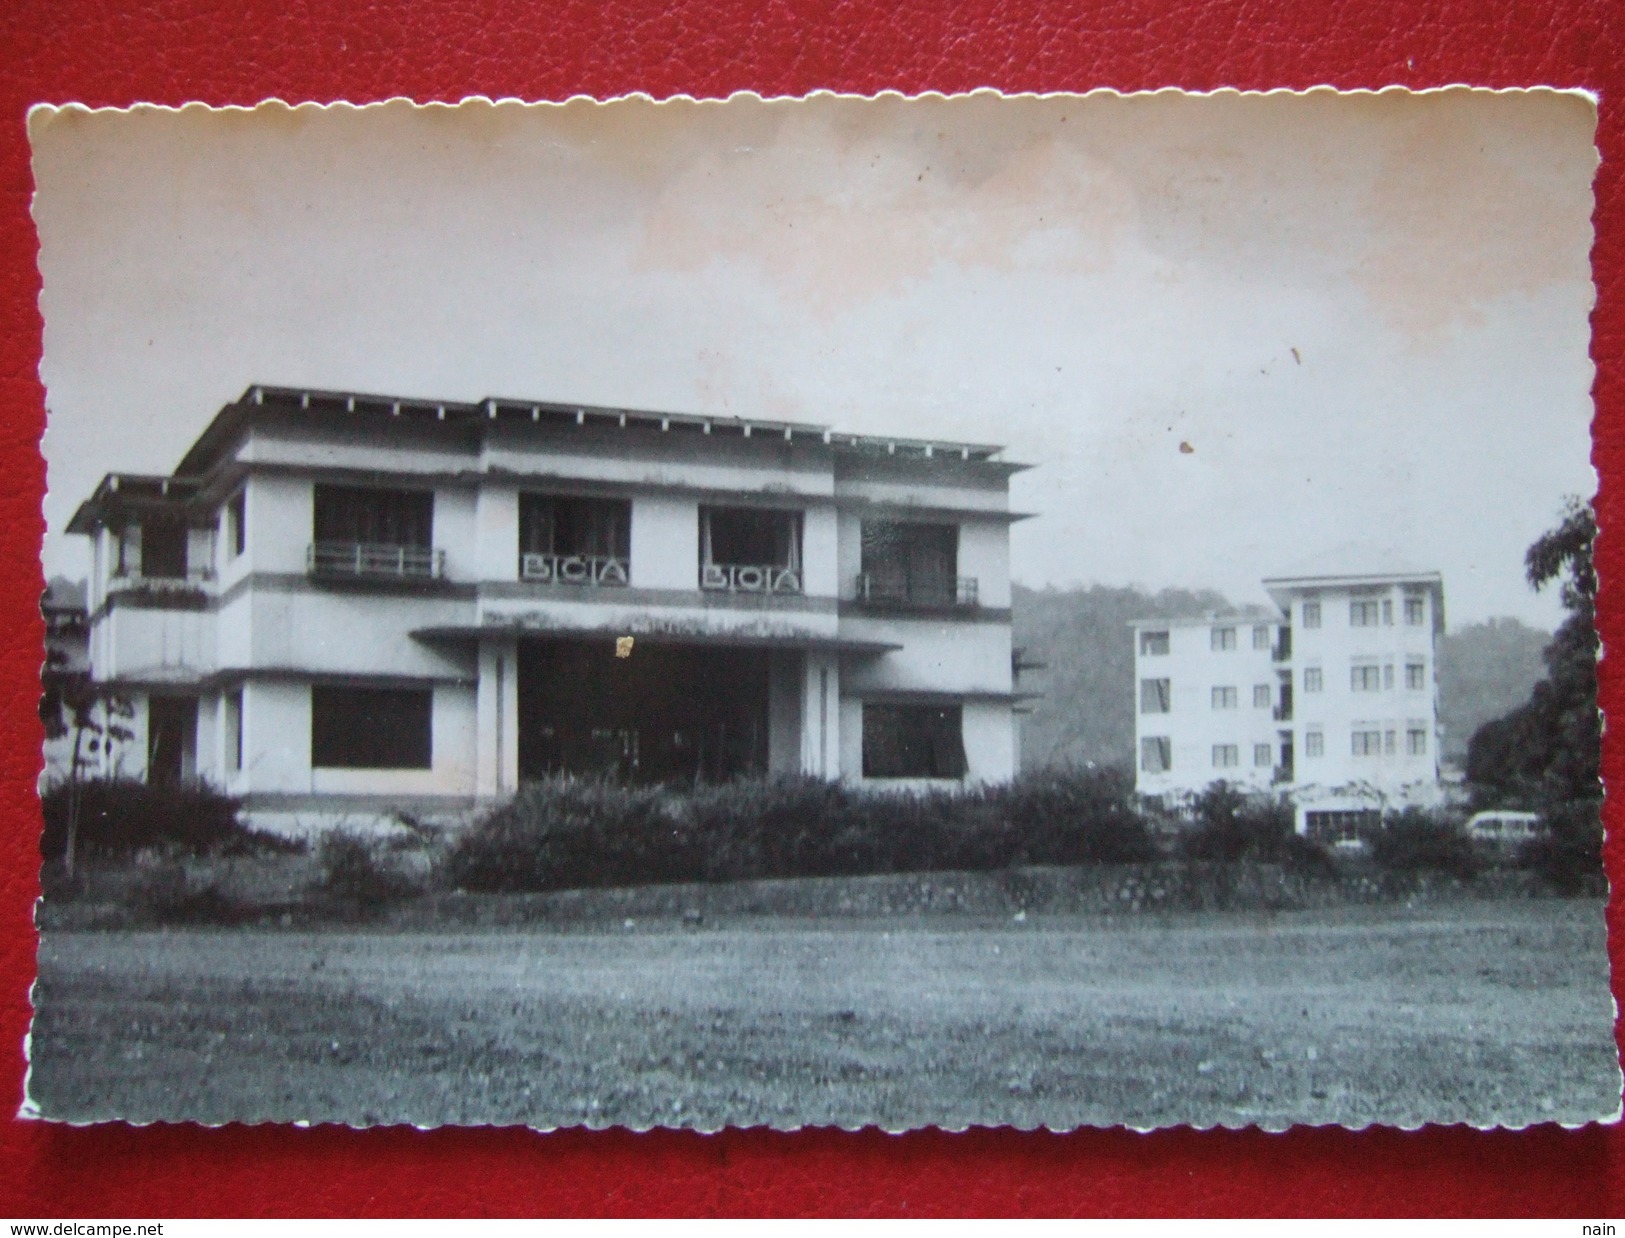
[517,639,770,784]
[147,696,197,786]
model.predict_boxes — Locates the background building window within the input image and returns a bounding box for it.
[1303,667,1324,692]
[1211,685,1238,709]
[1350,599,1381,627]
[1383,663,1395,690]
[1139,630,1170,656]
[311,685,433,770]
[1253,684,1272,708]
[1406,660,1426,690]
[1407,728,1428,755]
[1140,678,1171,714]
[1351,664,1382,692]
[1253,743,1272,768]
[1252,625,1270,650]
[1404,595,1426,625]
[861,703,965,779]
[1305,731,1324,757]
[1352,729,1382,756]
[1384,729,1397,755]
[1211,626,1236,651]
[1382,599,1394,625]
[1140,736,1171,774]
[1212,743,1239,768]
[1302,601,1321,628]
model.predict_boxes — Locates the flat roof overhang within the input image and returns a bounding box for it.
[412,624,902,655]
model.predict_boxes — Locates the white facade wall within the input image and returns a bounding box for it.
[1134,618,1287,798]
[1132,573,1444,829]
[77,395,1025,818]
[1281,581,1441,819]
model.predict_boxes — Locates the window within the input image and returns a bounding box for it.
[224,688,243,773]
[1253,684,1272,708]
[1211,626,1236,651]
[224,489,246,559]
[1350,599,1381,627]
[1252,625,1271,650]
[1382,599,1394,626]
[1305,731,1324,758]
[1407,728,1428,755]
[1406,660,1426,690]
[1139,630,1170,656]
[1211,686,1238,709]
[858,520,964,607]
[1405,596,1426,625]
[1141,736,1172,774]
[1302,601,1321,628]
[519,494,630,586]
[1352,729,1382,756]
[311,685,432,769]
[1383,663,1395,691]
[703,507,803,594]
[862,703,966,778]
[1254,743,1273,768]
[1140,678,1171,714]
[314,485,432,548]
[1351,664,1382,692]
[1212,744,1239,769]
[1384,729,1397,755]
[137,515,189,579]
[1303,667,1324,693]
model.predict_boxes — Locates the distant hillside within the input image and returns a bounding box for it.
[1012,583,1230,771]
[1436,617,1551,761]
[1011,585,1552,773]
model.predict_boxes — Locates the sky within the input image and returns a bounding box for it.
[29,88,1599,628]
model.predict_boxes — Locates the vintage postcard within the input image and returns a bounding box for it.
[24,88,1616,1130]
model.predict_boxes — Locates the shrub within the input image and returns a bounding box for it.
[125,864,257,926]
[1521,799,1604,894]
[315,830,425,910]
[39,779,298,862]
[442,768,1156,894]
[1180,781,1334,876]
[1370,807,1479,880]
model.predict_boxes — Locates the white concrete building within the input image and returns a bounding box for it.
[1132,571,1445,839]
[67,385,1030,830]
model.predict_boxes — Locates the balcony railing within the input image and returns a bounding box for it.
[700,562,803,595]
[108,566,215,592]
[520,552,629,587]
[308,541,445,581]
[854,572,979,609]
[106,566,214,604]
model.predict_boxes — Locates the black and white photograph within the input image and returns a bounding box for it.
[24,88,1616,1130]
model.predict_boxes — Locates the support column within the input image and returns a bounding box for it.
[800,651,840,780]
[476,637,520,797]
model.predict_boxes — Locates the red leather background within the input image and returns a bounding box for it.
[1,0,1621,1217]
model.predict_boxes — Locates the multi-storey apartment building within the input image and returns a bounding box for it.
[1132,571,1445,838]
[67,385,1029,830]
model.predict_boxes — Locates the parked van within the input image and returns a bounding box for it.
[1465,810,1544,857]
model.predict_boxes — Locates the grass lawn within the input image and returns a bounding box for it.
[27,898,1618,1130]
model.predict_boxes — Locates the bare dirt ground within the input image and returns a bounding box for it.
[27,898,1619,1130]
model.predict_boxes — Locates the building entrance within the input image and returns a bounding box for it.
[517,639,771,784]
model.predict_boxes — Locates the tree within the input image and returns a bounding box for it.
[43,653,135,878]
[1465,497,1599,805]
